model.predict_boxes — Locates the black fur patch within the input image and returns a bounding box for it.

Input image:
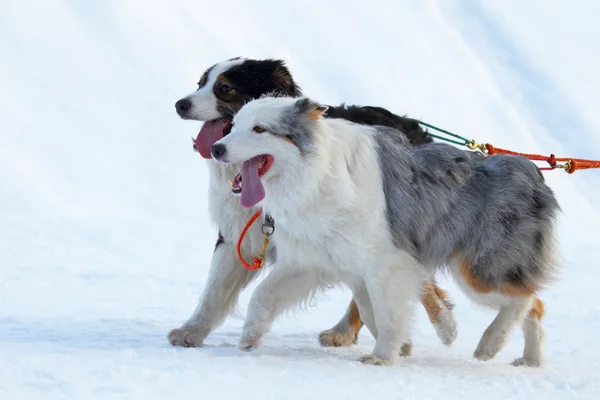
[197,65,215,89]
[324,104,432,147]
[531,190,545,219]
[499,211,520,233]
[207,59,302,119]
[504,264,527,285]
[214,232,225,252]
[446,169,457,183]
[422,171,437,184]
[222,59,301,99]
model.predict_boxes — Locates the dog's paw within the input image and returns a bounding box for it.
[511,357,542,368]
[433,309,458,346]
[399,342,413,357]
[239,337,261,352]
[318,328,358,347]
[473,346,495,361]
[168,328,204,348]
[473,342,500,361]
[357,354,393,366]
[473,329,507,361]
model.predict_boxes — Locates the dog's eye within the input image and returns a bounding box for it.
[253,126,266,133]
[220,85,232,93]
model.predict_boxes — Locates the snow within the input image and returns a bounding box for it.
[2,0,600,398]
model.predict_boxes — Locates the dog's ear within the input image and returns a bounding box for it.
[272,60,302,96]
[294,98,328,120]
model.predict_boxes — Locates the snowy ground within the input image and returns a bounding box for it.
[2,1,600,399]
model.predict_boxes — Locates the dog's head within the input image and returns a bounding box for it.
[175,58,301,159]
[210,96,328,208]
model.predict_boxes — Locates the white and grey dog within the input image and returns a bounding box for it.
[211,96,561,367]
[169,57,458,352]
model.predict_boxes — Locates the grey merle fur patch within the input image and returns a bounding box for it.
[373,128,560,290]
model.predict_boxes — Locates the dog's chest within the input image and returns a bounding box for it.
[271,214,369,274]
[207,164,265,253]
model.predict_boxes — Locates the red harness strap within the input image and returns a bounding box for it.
[485,144,600,174]
[237,209,275,271]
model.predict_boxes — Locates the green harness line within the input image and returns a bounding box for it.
[416,120,600,173]
[418,120,472,147]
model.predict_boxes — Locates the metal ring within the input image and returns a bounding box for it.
[262,215,275,235]
[262,224,274,236]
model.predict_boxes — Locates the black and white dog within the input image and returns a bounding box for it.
[170,57,457,352]
[211,96,560,367]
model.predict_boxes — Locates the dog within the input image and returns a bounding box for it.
[170,57,457,352]
[211,95,560,367]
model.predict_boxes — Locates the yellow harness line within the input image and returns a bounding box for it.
[236,209,275,270]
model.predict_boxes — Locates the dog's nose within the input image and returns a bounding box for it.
[211,143,227,160]
[175,98,192,115]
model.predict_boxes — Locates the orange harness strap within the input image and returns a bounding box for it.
[236,209,274,270]
[485,144,600,174]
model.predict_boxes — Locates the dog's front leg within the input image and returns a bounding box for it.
[168,234,260,347]
[240,266,322,351]
[359,254,423,366]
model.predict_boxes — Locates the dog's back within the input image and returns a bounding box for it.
[325,104,432,146]
[371,130,560,292]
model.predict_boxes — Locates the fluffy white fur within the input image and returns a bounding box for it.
[213,97,426,365]
[167,161,267,346]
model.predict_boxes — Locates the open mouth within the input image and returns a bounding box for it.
[193,119,232,159]
[231,155,274,208]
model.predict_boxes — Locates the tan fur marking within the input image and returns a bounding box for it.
[215,73,235,89]
[346,300,363,335]
[400,342,413,357]
[306,108,326,120]
[528,297,545,320]
[456,253,537,297]
[421,281,444,323]
[499,283,536,297]
[282,136,295,145]
[459,258,493,294]
[433,284,455,311]
[198,72,208,87]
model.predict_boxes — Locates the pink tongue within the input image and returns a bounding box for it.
[195,120,226,159]
[240,157,265,208]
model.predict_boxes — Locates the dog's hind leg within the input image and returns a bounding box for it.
[168,235,260,347]
[421,280,458,346]
[319,279,456,353]
[473,295,533,362]
[511,296,545,367]
[451,257,540,364]
[239,265,327,352]
[318,299,364,347]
